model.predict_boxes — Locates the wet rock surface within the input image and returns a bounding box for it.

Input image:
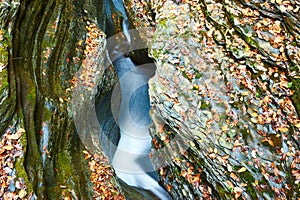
[0,0,124,198]
[125,0,300,199]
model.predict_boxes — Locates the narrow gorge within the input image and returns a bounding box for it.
[0,0,299,199]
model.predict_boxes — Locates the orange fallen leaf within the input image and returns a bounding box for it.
[278,127,288,132]
[237,167,247,173]
[234,187,243,198]
[230,172,239,181]
[226,180,234,188]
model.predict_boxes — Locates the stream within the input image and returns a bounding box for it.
[104,1,171,199]
[111,51,171,200]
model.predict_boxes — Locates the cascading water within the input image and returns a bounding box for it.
[107,1,172,199]
[111,59,171,199]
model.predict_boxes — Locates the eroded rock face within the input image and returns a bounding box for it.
[125,0,300,199]
[2,0,120,198]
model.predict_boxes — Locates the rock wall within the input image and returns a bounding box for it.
[125,0,300,199]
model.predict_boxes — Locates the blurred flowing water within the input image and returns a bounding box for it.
[107,4,171,198]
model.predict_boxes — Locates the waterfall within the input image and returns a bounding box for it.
[111,57,171,200]
[107,1,172,199]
